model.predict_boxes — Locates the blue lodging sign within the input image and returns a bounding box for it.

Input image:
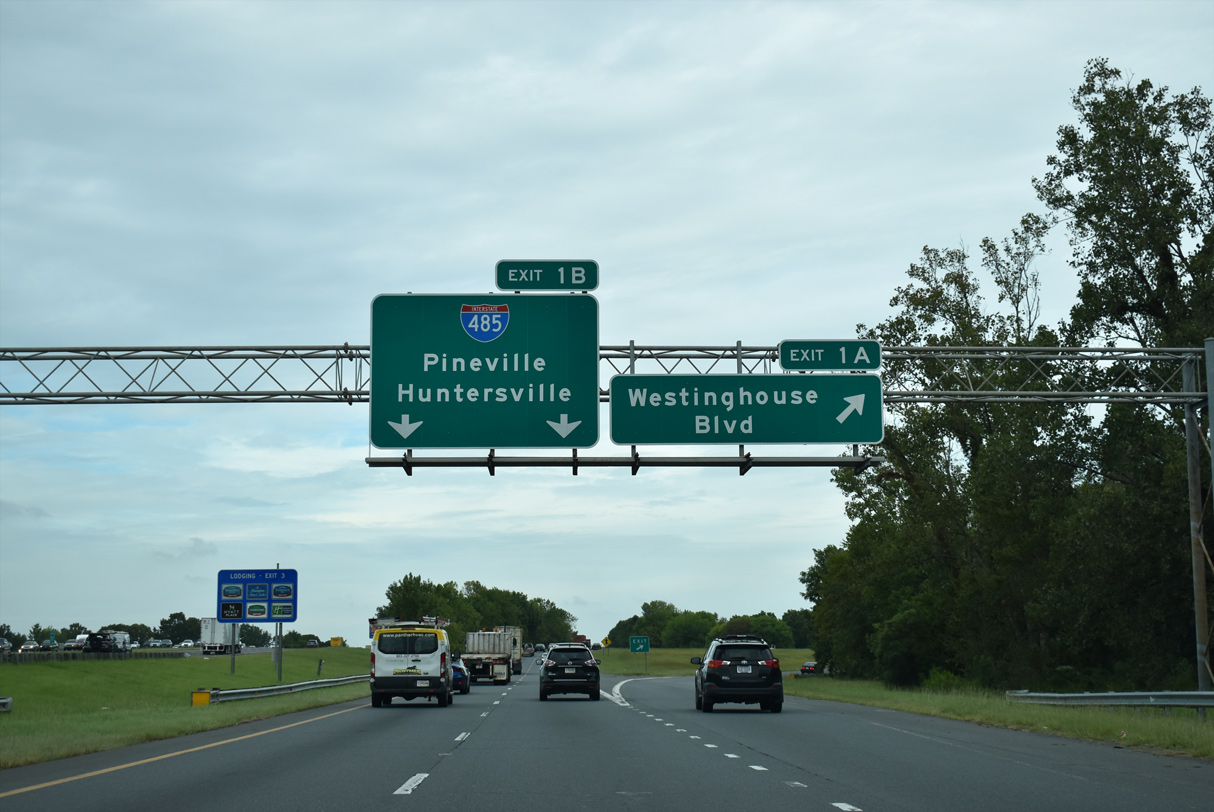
[217,569,298,623]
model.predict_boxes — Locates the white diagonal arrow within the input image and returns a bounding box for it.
[546,414,581,438]
[388,414,423,440]
[836,394,865,423]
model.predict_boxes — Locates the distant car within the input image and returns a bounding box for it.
[539,644,600,701]
[19,641,40,655]
[178,639,194,648]
[0,638,12,653]
[800,661,818,676]
[130,641,140,649]
[40,639,59,651]
[306,639,319,648]
[452,660,470,694]
[533,643,546,653]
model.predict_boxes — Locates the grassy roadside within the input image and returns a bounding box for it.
[596,646,1213,760]
[0,647,371,768]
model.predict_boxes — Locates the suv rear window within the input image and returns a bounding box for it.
[377,631,439,655]
[548,648,590,664]
[715,645,773,660]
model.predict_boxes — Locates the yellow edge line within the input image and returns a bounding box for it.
[0,704,365,798]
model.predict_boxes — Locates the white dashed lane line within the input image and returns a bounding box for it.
[393,774,428,795]
[611,679,861,801]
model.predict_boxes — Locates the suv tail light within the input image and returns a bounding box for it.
[706,659,725,669]
[762,659,779,669]
[584,658,597,667]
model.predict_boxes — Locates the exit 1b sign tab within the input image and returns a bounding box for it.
[779,339,881,371]
[495,260,598,291]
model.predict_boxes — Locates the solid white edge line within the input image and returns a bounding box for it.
[831,805,863,811]
[394,773,429,795]
[455,732,469,742]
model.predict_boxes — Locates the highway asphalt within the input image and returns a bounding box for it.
[1,658,1209,811]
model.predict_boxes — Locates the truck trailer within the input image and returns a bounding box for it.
[200,617,241,654]
[462,630,514,684]
[495,625,524,675]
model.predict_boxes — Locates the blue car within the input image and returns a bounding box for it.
[452,660,470,694]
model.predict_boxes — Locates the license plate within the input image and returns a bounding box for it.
[564,667,576,674]
[416,679,429,686]
[737,665,751,674]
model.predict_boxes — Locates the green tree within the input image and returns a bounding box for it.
[156,612,199,644]
[781,609,815,649]
[805,60,1212,690]
[662,611,719,648]
[0,623,18,648]
[240,624,272,647]
[636,601,679,647]
[1031,58,1212,688]
[748,613,795,649]
[377,573,478,642]
[1034,58,1213,348]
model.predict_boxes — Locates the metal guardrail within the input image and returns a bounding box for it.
[1006,690,1214,709]
[205,674,369,704]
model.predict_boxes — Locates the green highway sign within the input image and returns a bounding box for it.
[779,339,881,371]
[496,260,599,291]
[610,373,883,445]
[370,293,599,449]
[630,635,650,653]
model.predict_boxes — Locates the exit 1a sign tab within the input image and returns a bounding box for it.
[779,339,881,371]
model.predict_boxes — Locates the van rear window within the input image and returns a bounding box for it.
[377,631,439,655]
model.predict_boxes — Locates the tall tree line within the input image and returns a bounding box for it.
[376,573,578,646]
[801,59,1212,690]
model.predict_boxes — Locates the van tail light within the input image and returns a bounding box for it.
[706,659,725,669]
[762,659,779,669]
[441,652,447,669]
[370,651,375,672]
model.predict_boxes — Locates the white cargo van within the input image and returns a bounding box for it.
[369,620,454,708]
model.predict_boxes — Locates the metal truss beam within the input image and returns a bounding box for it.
[0,344,1205,405]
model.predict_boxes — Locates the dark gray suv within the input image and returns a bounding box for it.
[539,644,600,701]
[692,635,783,712]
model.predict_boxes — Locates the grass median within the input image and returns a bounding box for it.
[0,647,370,768]
[595,646,1213,760]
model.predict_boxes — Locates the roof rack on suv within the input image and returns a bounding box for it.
[720,634,769,643]
[369,616,451,629]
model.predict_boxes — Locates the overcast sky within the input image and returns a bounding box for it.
[2,0,1211,647]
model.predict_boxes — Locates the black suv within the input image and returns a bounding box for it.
[692,635,783,713]
[539,644,601,701]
